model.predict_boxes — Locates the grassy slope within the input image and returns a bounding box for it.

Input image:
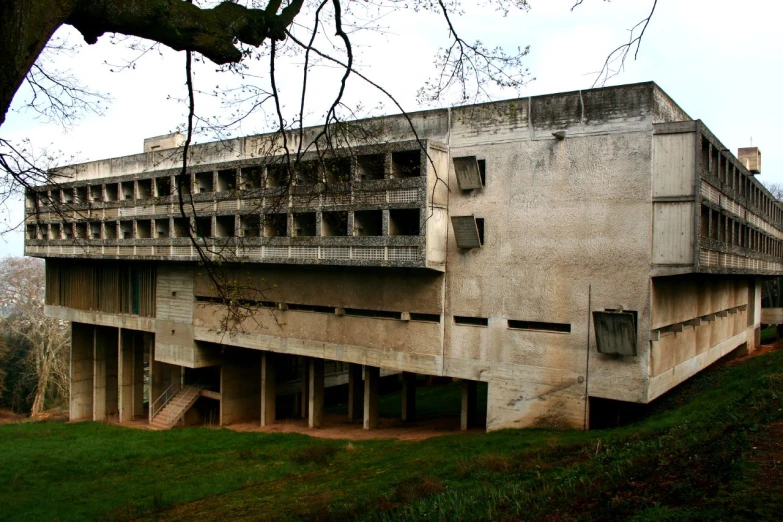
[1,351,782,521]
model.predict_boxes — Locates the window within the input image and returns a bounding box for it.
[508,320,571,333]
[454,315,488,326]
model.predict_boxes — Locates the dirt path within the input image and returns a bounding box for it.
[226,413,480,441]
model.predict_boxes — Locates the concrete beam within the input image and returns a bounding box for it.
[401,372,416,422]
[308,358,325,429]
[363,366,380,430]
[461,380,477,430]
[348,363,363,422]
[261,352,277,427]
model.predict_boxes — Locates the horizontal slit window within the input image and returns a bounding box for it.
[454,316,488,326]
[344,308,401,319]
[287,304,334,314]
[507,320,571,333]
[410,313,441,323]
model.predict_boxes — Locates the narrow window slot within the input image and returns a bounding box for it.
[410,313,441,323]
[507,320,571,333]
[454,316,488,326]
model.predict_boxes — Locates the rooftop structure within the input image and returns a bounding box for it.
[25,82,783,431]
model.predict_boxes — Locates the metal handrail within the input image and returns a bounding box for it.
[150,382,177,419]
[150,380,201,427]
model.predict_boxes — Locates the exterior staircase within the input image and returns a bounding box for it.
[149,385,201,430]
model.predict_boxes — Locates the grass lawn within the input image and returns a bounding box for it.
[2,350,783,521]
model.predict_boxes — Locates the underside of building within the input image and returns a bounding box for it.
[25,82,782,431]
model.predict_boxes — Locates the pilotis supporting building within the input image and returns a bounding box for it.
[24,82,782,431]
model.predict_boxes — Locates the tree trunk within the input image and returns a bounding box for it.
[0,0,73,127]
[31,355,50,416]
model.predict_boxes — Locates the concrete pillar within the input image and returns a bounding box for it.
[104,329,119,420]
[261,353,276,427]
[363,366,380,430]
[308,359,325,429]
[220,348,261,426]
[69,323,94,421]
[118,329,134,423]
[461,380,478,430]
[300,356,309,420]
[133,334,148,419]
[347,363,363,422]
[401,372,416,422]
[93,328,106,421]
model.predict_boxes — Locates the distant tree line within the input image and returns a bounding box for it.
[0,257,69,415]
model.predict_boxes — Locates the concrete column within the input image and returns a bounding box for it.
[308,359,325,429]
[261,353,277,427]
[118,329,134,423]
[133,334,147,419]
[104,329,119,420]
[461,380,478,431]
[347,363,363,422]
[220,348,261,426]
[93,328,106,421]
[300,356,310,420]
[69,323,94,421]
[401,372,416,422]
[363,366,380,430]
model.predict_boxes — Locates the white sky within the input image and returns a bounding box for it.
[2,0,782,257]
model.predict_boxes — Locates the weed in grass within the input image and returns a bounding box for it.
[290,444,340,465]
[393,476,445,503]
[237,448,254,460]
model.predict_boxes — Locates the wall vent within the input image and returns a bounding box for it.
[451,215,483,249]
[593,310,638,356]
[453,156,484,190]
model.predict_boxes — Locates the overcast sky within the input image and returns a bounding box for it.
[2,0,782,257]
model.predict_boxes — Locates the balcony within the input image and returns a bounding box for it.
[25,140,449,271]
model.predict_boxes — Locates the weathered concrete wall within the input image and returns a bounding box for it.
[70,322,94,421]
[155,266,197,366]
[221,348,261,426]
[648,275,758,400]
[445,126,654,429]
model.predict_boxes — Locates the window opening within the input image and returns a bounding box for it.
[389,208,420,236]
[357,154,384,181]
[391,150,421,178]
[321,211,348,236]
[507,320,571,333]
[217,169,237,192]
[214,215,235,237]
[353,210,382,236]
[137,179,153,199]
[292,213,316,237]
[264,214,288,237]
[136,220,152,239]
[454,316,488,326]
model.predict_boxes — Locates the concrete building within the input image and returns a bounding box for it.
[24,82,783,431]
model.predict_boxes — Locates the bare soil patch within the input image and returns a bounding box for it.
[0,408,25,424]
[227,412,478,441]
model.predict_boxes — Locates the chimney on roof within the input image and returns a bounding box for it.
[737,147,761,175]
[144,132,186,153]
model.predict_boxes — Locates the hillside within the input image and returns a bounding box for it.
[1,348,783,521]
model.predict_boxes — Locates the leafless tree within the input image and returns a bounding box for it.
[0,257,70,416]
